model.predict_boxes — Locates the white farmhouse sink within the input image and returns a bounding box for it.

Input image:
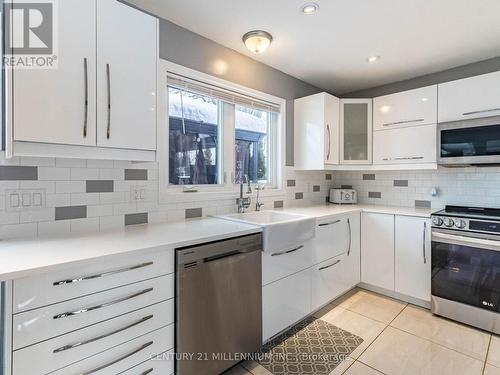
[215,211,315,252]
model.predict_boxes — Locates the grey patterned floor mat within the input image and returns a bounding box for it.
[256,317,364,375]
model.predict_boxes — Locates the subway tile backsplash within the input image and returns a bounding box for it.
[0,153,332,239]
[334,167,500,209]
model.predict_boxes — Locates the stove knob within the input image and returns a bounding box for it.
[432,217,443,226]
[455,219,466,229]
[443,218,455,227]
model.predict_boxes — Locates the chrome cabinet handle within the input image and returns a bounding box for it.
[422,222,427,264]
[140,369,153,375]
[463,108,500,116]
[382,119,424,127]
[326,124,331,160]
[53,315,153,353]
[347,218,352,256]
[81,341,153,375]
[83,58,88,138]
[106,63,111,139]
[319,259,341,271]
[53,261,154,286]
[394,156,424,161]
[271,245,304,257]
[53,288,153,319]
[318,219,340,227]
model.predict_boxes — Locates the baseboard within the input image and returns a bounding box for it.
[358,282,431,309]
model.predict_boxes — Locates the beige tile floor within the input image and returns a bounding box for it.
[224,288,500,375]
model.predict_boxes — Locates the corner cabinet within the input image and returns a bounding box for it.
[7,0,158,161]
[340,99,373,165]
[294,92,340,169]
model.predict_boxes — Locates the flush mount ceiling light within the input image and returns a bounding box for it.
[301,2,319,14]
[366,55,381,63]
[242,30,273,54]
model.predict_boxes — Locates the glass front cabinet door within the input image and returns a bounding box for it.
[340,99,373,164]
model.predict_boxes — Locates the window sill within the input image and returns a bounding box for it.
[159,186,285,204]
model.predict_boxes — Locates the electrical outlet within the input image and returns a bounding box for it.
[131,186,147,201]
[6,189,46,211]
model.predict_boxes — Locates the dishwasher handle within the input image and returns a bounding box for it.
[204,250,246,263]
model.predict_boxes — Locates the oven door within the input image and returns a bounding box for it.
[432,229,500,312]
[438,116,500,165]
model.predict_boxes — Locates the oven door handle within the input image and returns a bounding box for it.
[432,231,500,252]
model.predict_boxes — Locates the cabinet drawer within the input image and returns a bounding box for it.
[374,85,437,130]
[48,325,173,375]
[311,254,345,311]
[13,274,173,350]
[262,239,313,285]
[13,249,173,313]
[121,351,174,375]
[13,299,173,375]
[313,216,349,264]
[373,124,436,164]
[263,268,312,341]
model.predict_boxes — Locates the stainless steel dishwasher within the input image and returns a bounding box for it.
[176,233,262,375]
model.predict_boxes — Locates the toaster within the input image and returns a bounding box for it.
[329,188,357,204]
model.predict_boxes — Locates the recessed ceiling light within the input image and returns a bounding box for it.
[366,55,380,63]
[301,2,319,14]
[242,30,273,54]
[421,97,429,102]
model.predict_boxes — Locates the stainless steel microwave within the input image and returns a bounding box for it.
[438,116,500,166]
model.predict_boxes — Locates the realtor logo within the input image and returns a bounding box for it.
[4,0,58,69]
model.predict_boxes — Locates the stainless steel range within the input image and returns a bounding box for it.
[431,206,500,334]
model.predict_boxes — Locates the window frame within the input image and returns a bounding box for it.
[158,60,286,204]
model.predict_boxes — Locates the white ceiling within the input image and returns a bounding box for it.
[129,0,500,94]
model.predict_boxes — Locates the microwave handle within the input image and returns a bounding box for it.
[432,231,500,252]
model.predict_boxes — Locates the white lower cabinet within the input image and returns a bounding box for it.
[262,239,314,285]
[395,216,431,301]
[314,217,348,264]
[263,267,312,341]
[311,254,345,311]
[361,213,395,290]
[120,350,174,375]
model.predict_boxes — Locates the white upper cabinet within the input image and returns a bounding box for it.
[438,71,500,123]
[373,85,437,130]
[13,0,97,146]
[8,0,158,160]
[97,0,157,151]
[294,92,340,169]
[395,216,431,302]
[373,124,437,165]
[340,99,373,165]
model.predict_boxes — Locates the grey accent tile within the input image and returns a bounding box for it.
[125,212,148,226]
[0,166,37,180]
[124,169,148,180]
[185,207,202,219]
[393,180,409,187]
[415,200,432,208]
[368,192,382,199]
[55,205,87,221]
[274,200,284,208]
[295,192,304,200]
[341,185,353,189]
[363,174,376,180]
[325,174,332,180]
[313,185,320,192]
[286,179,296,187]
[86,180,114,193]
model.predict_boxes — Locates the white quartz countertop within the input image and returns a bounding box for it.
[0,218,261,282]
[279,204,435,219]
[0,204,436,282]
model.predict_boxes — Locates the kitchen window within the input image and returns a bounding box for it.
[159,61,285,201]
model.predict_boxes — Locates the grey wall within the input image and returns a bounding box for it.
[343,56,500,98]
[158,20,322,166]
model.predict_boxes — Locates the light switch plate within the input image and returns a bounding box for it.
[6,189,46,211]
